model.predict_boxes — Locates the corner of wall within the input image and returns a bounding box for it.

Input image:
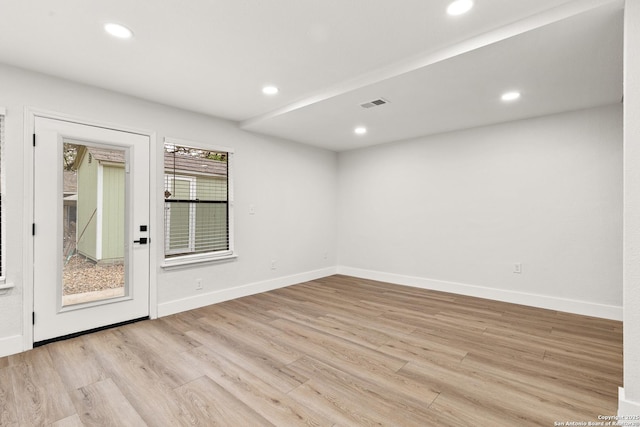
[618,387,640,417]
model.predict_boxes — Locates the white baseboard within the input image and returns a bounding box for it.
[337,266,622,321]
[619,387,640,416]
[157,267,337,317]
[0,335,24,358]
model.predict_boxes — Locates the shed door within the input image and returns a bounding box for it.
[33,117,150,343]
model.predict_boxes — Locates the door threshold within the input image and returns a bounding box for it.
[34,316,149,347]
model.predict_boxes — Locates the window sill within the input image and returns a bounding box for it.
[161,253,238,270]
[0,281,14,291]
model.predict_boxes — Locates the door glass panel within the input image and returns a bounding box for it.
[62,142,127,306]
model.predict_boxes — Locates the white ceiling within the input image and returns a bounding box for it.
[0,0,623,151]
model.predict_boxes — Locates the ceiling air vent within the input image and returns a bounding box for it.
[360,98,389,109]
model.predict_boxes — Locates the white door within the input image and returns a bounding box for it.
[33,116,150,343]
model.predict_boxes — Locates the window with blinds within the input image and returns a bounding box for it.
[163,139,233,261]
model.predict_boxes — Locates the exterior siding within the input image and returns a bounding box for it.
[195,176,227,252]
[100,164,125,261]
[168,177,193,252]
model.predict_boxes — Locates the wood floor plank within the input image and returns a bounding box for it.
[175,375,274,426]
[8,347,76,426]
[377,331,468,368]
[288,355,440,426]
[0,367,18,427]
[542,349,623,380]
[264,288,418,336]
[70,378,147,426]
[1,275,622,425]
[411,326,544,364]
[428,393,533,427]
[82,330,193,426]
[47,337,108,391]
[111,322,202,389]
[287,380,384,426]
[221,297,281,324]
[140,318,203,352]
[326,310,417,338]
[271,318,407,373]
[273,286,390,322]
[157,309,204,334]
[399,361,583,425]
[543,353,622,386]
[181,345,333,427]
[270,319,442,405]
[460,353,617,415]
[463,346,619,401]
[550,325,623,347]
[185,323,307,394]
[196,306,305,365]
[382,310,487,335]
[50,414,85,427]
[251,291,334,319]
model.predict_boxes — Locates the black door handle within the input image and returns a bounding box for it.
[133,237,148,244]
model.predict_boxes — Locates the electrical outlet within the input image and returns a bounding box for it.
[323,252,328,260]
[514,263,522,274]
[271,260,277,270]
[196,278,203,290]
[249,204,256,215]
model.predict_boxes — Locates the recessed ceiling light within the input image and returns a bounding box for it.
[447,0,474,16]
[104,23,133,39]
[262,85,279,95]
[354,127,367,135]
[501,91,522,102]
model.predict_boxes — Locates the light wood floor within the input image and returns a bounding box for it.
[0,275,623,426]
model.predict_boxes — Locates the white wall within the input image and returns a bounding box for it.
[0,63,337,356]
[156,129,338,315]
[620,0,640,415]
[338,104,623,319]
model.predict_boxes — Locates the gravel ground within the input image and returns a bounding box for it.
[63,255,125,295]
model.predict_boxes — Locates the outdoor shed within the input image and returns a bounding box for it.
[73,146,126,263]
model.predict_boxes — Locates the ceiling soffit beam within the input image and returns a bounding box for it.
[240,0,623,130]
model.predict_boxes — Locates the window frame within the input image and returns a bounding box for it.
[161,137,235,268]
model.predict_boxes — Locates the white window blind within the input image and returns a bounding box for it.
[163,140,232,261]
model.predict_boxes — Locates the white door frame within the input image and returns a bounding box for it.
[22,107,158,350]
